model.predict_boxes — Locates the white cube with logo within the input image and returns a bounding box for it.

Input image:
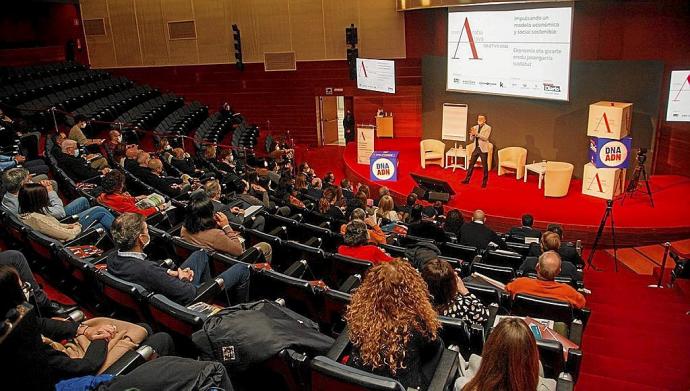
[587,101,632,140]
[581,163,626,200]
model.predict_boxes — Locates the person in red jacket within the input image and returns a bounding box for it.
[97,170,166,217]
[338,220,394,264]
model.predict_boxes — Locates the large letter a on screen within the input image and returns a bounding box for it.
[453,18,480,60]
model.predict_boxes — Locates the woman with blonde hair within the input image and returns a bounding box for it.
[376,194,399,222]
[346,259,442,390]
[455,317,556,391]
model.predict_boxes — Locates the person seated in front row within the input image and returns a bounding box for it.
[407,206,451,243]
[533,224,584,267]
[508,213,542,242]
[318,187,346,221]
[376,194,400,222]
[506,251,586,309]
[108,212,250,305]
[443,209,464,239]
[97,170,167,217]
[454,317,557,391]
[0,265,174,383]
[459,209,508,250]
[56,139,110,181]
[519,231,582,281]
[337,220,393,264]
[346,260,443,390]
[2,168,90,219]
[421,259,489,325]
[204,179,265,231]
[19,182,115,241]
[170,147,204,177]
[340,208,386,245]
[180,192,272,263]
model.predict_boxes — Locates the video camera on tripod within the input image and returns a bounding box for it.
[623,147,654,206]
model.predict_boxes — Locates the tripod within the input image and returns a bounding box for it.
[622,160,654,207]
[586,199,619,272]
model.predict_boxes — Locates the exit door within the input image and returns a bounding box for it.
[317,96,345,146]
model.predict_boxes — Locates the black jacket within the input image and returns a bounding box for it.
[131,165,183,197]
[508,226,542,240]
[519,256,582,281]
[56,152,100,181]
[106,252,197,305]
[459,222,508,250]
[528,242,584,267]
[171,157,198,176]
[408,220,451,243]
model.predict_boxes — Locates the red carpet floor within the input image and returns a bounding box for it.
[308,138,690,247]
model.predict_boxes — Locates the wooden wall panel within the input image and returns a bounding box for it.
[135,0,169,65]
[194,0,231,64]
[81,0,117,67]
[231,0,261,63]
[322,0,358,60]
[288,0,326,61]
[162,0,198,64]
[358,0,406,59]
[254,0,291,54]
[108,0,143,66]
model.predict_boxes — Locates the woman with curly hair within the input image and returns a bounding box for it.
[346,259,442,390]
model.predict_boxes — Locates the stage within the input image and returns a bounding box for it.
[334,137,690,247]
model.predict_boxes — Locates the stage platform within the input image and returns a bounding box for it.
[337,137,690,247]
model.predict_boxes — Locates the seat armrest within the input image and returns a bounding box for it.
[485,302,499,335]
[327,325,350,361]
[566,349,583,383]
[192,277,224,303]
[427,348,460,391]
[101,345,153,376]
[59,214,80,224]
[556,372,575,391]
[238,246,262,264]
[65,227,105,247]
[469,323,485,357]
[569,319,583,346]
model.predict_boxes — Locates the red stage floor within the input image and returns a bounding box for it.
[335,138,690,246]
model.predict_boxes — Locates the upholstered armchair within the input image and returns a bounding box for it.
[420,139,446,168]
[544,161,574,197]
[465,142,494,171]
[497,147,528,179]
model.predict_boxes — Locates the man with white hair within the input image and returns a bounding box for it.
[459,209,507,250]
[506,251,586,308]
[56,139,109,181]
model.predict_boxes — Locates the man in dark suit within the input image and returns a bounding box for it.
[170,147,203,177]
[528,224,584,267]
[508,214,542,242]
[57,139,108,181]
[407,206,450,243]
[107,213,249,305]
[459,209,508,250]
[519,231,581,280]
[304,177,324,201]
[130,151,186,197]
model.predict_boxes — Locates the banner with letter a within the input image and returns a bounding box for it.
[357,125,375,164]
[370,151,399,182]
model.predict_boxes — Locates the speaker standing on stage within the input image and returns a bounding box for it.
[462,114,492,188]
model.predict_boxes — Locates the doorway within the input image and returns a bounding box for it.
[316,96,350,146]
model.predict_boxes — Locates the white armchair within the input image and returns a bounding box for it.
[420,139,446,168]
[498,147,528,179]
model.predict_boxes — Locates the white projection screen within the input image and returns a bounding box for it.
[356,58,396,94]
[447,5,573,101]
[666,70,690,122]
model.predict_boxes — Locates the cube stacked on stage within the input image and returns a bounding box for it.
[582,101,633,200]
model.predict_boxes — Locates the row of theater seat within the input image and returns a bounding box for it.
[0,61,85,84]
[0,69,103,106]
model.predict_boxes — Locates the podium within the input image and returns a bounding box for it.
[375,115,394,138]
